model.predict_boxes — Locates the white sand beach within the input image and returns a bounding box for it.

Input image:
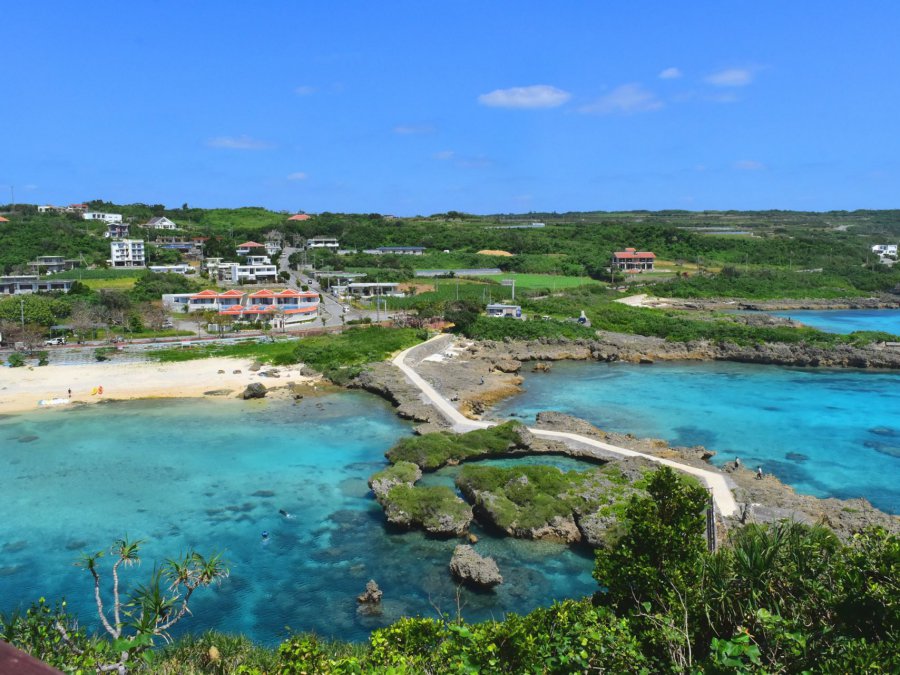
[0,358,317,415]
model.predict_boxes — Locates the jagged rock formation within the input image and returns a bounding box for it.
[449,545,503,588]
[357,579,383,604]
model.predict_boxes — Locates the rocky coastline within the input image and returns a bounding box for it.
[469,331,900,369]
[353,338,899,543]
[640,294,900,312]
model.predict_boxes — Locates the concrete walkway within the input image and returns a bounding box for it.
[392,336,739,517]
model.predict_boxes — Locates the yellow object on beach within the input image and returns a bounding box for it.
[91,387,98,395]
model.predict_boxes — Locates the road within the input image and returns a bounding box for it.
[392,335,739,518]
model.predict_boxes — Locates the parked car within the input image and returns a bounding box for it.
[44,337,67,346]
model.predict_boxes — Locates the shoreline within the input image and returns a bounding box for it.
[359,335,899,536]
[0,357,320,415]
[617,293,900,311]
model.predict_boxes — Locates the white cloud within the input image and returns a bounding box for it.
[579,84,663,114]
[287,172,309,181]
[734,159,766,171]
[294,85,316,95]
[705,68,755,87]
[394,124,435,135]
[659,67,682,80]
[433,150,491,168]
[206,135,273,150]
[478,84,571,109]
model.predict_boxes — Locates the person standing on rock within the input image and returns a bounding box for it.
[756,466,763,480]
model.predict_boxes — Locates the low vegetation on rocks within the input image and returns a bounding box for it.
[385,421,531,470]
[456,463,648,545]
[377,484,473,537]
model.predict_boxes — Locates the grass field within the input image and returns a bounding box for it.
[80,277,139,291]
[468,272,602,290]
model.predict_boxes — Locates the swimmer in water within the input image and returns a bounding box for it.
[279,509,294,519]
[261,531,269,540]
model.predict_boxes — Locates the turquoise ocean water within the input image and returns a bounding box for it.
[769,308,900,334]
[491,361,900,514]
[0,393,596,644]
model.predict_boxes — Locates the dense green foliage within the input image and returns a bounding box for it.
[130,272,201,301]
[654,265,900,299]
[0,293,70,326]
[152,327,425,382]
[455,463,643,535]
[289,327,424,376]
[460,315,598,341]
[385,422,528,471]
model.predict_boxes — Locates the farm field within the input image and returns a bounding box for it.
[468,272,602,290]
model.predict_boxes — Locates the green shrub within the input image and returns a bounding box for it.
[0,599,110,673]
[7,352,26,367]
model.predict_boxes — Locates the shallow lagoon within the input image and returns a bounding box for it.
[491,360,900,515]
[0,394,596,644]
[769,308,900,335]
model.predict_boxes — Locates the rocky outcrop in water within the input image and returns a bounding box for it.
[368,461,422,500]
[357,579,383,604]
[449,545,503,588]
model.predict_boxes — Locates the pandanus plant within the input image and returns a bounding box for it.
[54,536,229,674]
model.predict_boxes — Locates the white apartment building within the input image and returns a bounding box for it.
[84,211,123,223]
[217,262,278,284]
[109,239,146,268]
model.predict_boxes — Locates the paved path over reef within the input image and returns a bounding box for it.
[392,335,739,518]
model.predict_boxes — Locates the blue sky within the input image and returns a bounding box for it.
[3,1,899,215]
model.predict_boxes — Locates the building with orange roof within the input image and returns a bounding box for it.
[288,213,311,221]
[611,247,655,272]
[165,287,319,325]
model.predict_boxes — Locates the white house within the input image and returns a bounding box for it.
[84,211,123,223]
[486,303,523,319]
[339,282,402,298]
[236,241,267,256]
[306,236,340,250]
[109,239,146,268]
[245,255,272,266]
[0,275,74,295]
[872,244,898,257]
[107,222,129,238]
[149,264,193,275]
[145,216,178,230]
[363,246,425,255]
[217,262,278,284]
[27,256,77,274]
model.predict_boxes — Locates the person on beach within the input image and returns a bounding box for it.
[735,456,741,468]
[67,388,72,399]
[756,466,763,480]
